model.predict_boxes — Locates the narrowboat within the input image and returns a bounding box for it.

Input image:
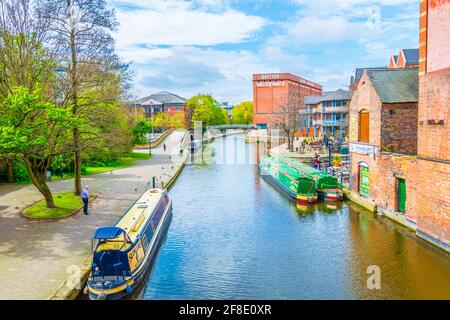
[278,157,344,201]
[86,188,172,300]
[259,156,318,203]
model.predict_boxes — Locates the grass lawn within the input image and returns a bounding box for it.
[83,152,151,175]
[23,192,92,219]
[12,152,151,185]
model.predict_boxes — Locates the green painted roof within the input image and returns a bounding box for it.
[366,69,418,103]
[261,157,311,180]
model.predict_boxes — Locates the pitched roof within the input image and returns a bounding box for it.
[393,55,399,64]
[131,91,186,105]
[304,89,352,105]
[366,68,418,103]
[401,48,419,65]
[354,67,389,81]
[304,96,322,105]
[321,89,352,101]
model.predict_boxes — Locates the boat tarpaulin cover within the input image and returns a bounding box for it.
[94,227,125,239]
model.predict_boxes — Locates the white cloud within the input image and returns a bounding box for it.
[287,16,362,44]
[113,3,265,48]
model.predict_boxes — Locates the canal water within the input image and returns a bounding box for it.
[140,134,450,300]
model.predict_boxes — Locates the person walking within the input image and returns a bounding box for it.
[81,186,90,215]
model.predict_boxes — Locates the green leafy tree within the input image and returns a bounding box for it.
[154,113,170,130]
[44,0,121,195]
[132,119,153,145]
[0,87,76,208]
[186,94,227,127]
[0,0,56,181]
[232,101,253,124]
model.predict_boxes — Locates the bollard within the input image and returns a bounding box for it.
[152,176,156,189]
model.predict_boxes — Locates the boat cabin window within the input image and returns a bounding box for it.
[92,234,132,253]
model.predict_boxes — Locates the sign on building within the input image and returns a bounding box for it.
[350,142,377,156]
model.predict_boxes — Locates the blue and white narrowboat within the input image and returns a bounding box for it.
[86,188,172,300]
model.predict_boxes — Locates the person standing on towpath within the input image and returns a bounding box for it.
[81,186,90,215]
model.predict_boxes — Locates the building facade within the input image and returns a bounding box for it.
[415,0,450,249]
[348,68,419,228]
[301,89,352,139]
[127,91,186,121]
[349,67,389,92]
[388,48,419,69]
[252,73,322,129]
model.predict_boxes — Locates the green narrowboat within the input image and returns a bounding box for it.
[278,157,344,201]
[259,156,318,203]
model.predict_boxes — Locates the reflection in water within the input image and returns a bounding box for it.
[140,135,450,300]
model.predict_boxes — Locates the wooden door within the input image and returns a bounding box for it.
[359,111,369,143]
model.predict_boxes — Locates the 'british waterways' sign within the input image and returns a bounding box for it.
[350,142,377,156]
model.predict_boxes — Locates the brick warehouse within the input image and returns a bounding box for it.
[415,0,450,250]
[252,73,322,129]
[348,69,419,226]
[347,0,449,252]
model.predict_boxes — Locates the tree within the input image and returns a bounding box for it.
[44,0,120,195]
[186,94,227,127]
[0,0,55,181]
[273,89,302,151]
[132,119,153,145]
[154,113,170,130]
[232,101,253,124]
[0,87,75,208]
[222,109,231,125]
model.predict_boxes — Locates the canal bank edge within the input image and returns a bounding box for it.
[343,188,450,254]
[49,152,190,300]
[135,129,175,150]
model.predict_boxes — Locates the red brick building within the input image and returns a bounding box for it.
[127,91,186,121]
[252,73,322,129]
[388,49,419,69]
[415,0,450,250]
[347,0,449,251]
[348,69,419,226]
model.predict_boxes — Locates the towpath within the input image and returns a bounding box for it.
[0,130,186,300]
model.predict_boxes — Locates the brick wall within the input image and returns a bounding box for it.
[253,73,322,127]
[348,72,382,146]
[417,69,450,159]
[415,0,450,248]
[380,103,418,155]
[416,159,450,246]
[350,152,418,222]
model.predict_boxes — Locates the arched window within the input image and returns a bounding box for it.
[358,109,370,143]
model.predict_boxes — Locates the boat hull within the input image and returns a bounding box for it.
[318,189,344,201]
[88,201,173,300]
[266,174,318,204]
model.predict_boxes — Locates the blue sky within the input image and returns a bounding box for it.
[109,0,419,103]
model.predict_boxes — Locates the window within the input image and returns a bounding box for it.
[358,110,370,143]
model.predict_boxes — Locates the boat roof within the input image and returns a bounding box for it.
[93,227,126,240]
[263,157,313,180]
[279,157,329,178]
[279,157,341,188]
[114,189,166,243]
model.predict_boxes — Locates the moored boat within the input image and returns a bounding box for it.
[259,156,318,203]
[278,157,344,201]
[86,188,172,300]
